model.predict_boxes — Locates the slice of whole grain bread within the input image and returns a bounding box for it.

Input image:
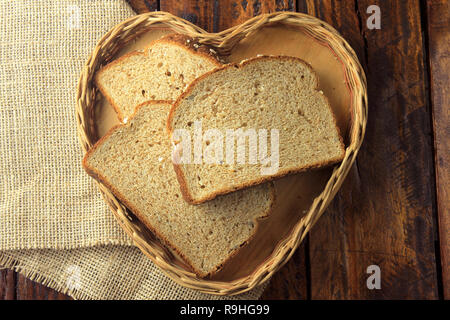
[168,56,345,204]
[95,34,222,121]
[83,101,274,277]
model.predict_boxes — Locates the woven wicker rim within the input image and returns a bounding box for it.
[76,11,367,296]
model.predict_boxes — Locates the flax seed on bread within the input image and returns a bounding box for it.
[95,34,222,121]
[168,56,345,204]
[83,101,275,277]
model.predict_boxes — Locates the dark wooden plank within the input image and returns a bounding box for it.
[127,0,159,13]
[0,269,16,300]
[160,0,218,32]
[261,242,308,299]
[16,274,71,300]
[427,0,450,300]
[16,274,42,300]
[160,0,296,33]
[296,0,365,299]
[302,0,439,299]
[215,0,295,30]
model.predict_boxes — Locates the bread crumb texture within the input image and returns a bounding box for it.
[84,102,273,276]
[96,34,222,120]
[169,56,345,203]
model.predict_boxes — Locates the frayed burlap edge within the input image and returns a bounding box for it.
[0,253,83,299]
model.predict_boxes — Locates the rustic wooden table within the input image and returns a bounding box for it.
[0,0,448,300]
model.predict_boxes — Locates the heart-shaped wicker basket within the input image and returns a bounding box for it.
[76,11,367,296]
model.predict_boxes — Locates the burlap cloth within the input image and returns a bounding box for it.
[0,0,265,300]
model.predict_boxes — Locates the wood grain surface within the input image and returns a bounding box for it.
[0,269,15,300]
[159,0,295,32]
[306,0,439,300]
[1,0,447,300]
[427,0,450,300]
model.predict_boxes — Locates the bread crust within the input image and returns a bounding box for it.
[167,55,346,204]
[94,33,223,122]
[83,100,275,278]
